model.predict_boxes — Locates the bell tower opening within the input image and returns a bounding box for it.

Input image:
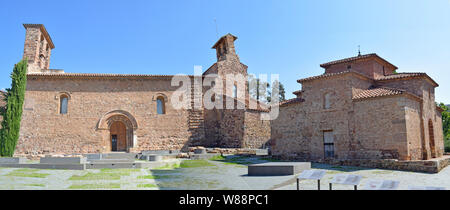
[212,33,240,62]
[23,24,55,73]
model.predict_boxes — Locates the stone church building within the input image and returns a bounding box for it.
[1,24,445,163]
[272,53,445,161]
[14,24,270,155]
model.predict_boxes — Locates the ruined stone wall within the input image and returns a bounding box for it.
[242,110,271,149]
[17,77,195,155]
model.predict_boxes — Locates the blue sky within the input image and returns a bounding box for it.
[1,0,449,102]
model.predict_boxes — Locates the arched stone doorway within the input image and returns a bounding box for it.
[97,110,138,153]
[110,121,127,151]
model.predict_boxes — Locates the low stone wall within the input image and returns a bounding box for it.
[272,155,450,173]
[188,146,268,156]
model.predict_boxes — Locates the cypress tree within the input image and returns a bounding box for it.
[0,60,27,157]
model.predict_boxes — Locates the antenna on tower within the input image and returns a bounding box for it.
[358,45,361,56]
[214,18,219,39]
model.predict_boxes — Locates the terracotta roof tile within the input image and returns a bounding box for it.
[27,73,193,79]
[292,90,303,95]
[297,70,370,83]
[320,53,397,69]
[352,87,405,100]
[376,72,438,86]
[279,97,305,107]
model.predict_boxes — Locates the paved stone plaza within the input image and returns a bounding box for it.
[0,155,448,190]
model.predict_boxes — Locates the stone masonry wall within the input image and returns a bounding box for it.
[243,110,271,149]
[271,73,429,161]
[17,76,195,155]
[378,78,444,159]
[325,59,396,79]
[352,96,411,160]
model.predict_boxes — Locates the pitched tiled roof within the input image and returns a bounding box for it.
[279,97,305,107]
[297,70,371,83]
[27,73,193,79]
[353,87,404,100]
[320,53,397,69]
[376,72,438,87]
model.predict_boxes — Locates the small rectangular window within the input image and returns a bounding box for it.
[323,131,334,158]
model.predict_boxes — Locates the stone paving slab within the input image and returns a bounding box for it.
[1,156,450,190]
[248,162,310,176]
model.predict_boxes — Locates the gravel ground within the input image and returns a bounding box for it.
[0,156,449,190]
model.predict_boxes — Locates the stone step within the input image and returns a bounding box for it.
[98,153,137,160]
[88,159,135,164]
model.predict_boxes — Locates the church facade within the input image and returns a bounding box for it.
[14,24,270,155]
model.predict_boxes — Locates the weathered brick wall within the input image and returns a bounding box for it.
[17,76,195,155]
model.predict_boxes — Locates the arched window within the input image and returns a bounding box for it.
[60,95,68,114]
[324,93,332,109]
[233,85,237,98]
[157,97,166,115]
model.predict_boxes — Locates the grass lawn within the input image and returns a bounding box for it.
[99,168,141,176]
[209,155,256,165]
[6,168,50,178]
[69,172,121,180]
[179,160,215,168]
[25,184,46,187]
[69,183,120,189]
[153,163,181,170]
[137,175,175,179]
[137,184,158,188]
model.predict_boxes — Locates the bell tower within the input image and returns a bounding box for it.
[23,24,55,73]
[212,33,240,62]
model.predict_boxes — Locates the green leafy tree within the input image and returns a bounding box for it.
[248,75,270,102]
[438,103,450,152]
[266,80,286,103]
[0,60,28,157]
